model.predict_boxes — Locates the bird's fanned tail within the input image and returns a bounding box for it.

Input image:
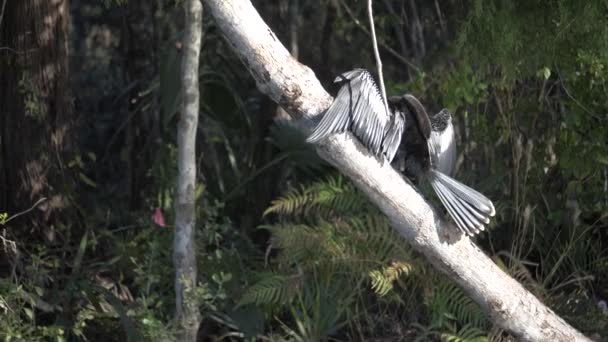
[428,170,495,236]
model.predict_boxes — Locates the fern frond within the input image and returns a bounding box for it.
[369,261,413,296]
[441,324,488,342]
[262,223,330,266]
[263,176,369,219]
[492,253,541,294]
[346,214,410,261]
[426,281,489,331]
[263,217,413,279]
[238,272,302,307]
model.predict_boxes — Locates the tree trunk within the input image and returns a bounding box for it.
[173,0,203,341]
[201,1,591,341]
[0,0,73,228]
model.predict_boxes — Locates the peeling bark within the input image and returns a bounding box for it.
[202,0,591,341]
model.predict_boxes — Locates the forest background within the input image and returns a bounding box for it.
[1,0,607,341]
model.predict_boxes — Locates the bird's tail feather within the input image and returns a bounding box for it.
[429,170,495,236]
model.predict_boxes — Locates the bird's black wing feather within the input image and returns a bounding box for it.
[381,111,405,162]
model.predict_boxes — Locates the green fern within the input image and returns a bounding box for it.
[426,280,489,334]
[442,324,488,342]
[264,176,370,219]
[255,176,494,340]
[492,254,542,296]
[262,216,412,282]
[244,176,422,339]
[346,214,409,261]
[238,273,302,307]
[369,261,413,296]
[262,223,325,265]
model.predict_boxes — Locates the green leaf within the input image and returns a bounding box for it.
[72,231,89,276]
[24,307,34,320]
[597,155,608,165]
[537,67,551,80]
[79,173,97,188]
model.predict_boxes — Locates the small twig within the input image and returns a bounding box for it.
[1,228,17,254]
[555,67,603,121]
[3,197,48,225]
[0,47,20,54]
[340,0,420,72]
[0,0,7,34]
[367,0,389,115]
[20,289,61,313]
[549,275,595,293]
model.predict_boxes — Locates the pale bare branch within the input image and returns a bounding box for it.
[367,0,389,115]
[174,0,203,340]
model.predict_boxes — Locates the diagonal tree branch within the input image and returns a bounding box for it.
[202,1,591,341]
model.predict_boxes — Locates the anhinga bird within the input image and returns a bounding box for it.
[307,69,495,236]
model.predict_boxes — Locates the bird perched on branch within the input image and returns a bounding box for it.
[307,69,495,236]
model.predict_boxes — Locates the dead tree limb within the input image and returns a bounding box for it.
[174,0,203,340]
[202,1,591,341]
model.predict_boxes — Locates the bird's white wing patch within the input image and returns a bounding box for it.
[429,112,456,176]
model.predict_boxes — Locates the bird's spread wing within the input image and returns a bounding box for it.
[307,69,399,160]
